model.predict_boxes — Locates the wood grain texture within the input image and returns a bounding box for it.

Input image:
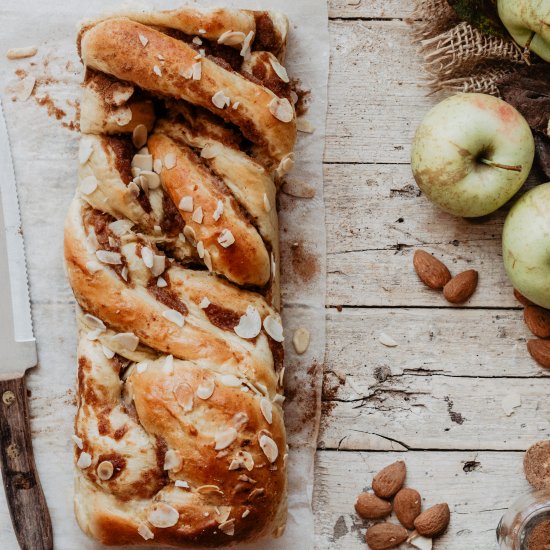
[326,20,433,164]
[313,450,526,549]
[328,0,414,19]
[326,308,543,380]
[324,163,543,307]
[0,377,53,550]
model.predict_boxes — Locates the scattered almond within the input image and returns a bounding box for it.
[365,522,408,550]
[372,461,406,499]
[443,269,478,304]
[414,503,450,537]
[6,46,37,60]
[527,339,550,369]
[413,250,451,290]
[524,440,550,490]
[514,288,534,307]
[524,305,550,338]
[393,487,422,529]
[355,492,392,520]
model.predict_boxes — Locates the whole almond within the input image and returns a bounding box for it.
[527,339,550,369]
[365,522,408,550]
[443,270,478,304]
[355,492,392,519]
[514,289,534,307]
[413,250,451,289]
[524,306,550,338]
[414,503,450,537]
[372,460,406,498]
[394,487,422,529]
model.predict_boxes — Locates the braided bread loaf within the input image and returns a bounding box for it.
[64,6,296,546]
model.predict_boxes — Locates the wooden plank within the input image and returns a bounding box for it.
[326,20,433,164]
[326,308,542,380]
[314,450,527,549]
[328,0,414,19]
[324,163,542,307]
[319,373,550,451]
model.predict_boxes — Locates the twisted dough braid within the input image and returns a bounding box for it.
[64,6,296,546]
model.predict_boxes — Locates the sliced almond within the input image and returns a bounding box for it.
[196,377,215,400]
[192,207,204,224]
[212,90,231,109]
[162,354,174,374]
[218,229,235,248]
[147,503,179,528]
[379,332,398,347]
[77,452,92,469]
[199,297,210,309]
[174,383,194,412]
[178,196,193,212]
[96,250,122,265]
[282,178,315,198]
[263,315,284,342]
[132,124,148,149]
[215,427,238,450]
[138,34,149,47]
[164,153,176,170]
[219,519,235,536]
[141,246,154,268]
[213,200,224,221]
[296,118,315,133]
[259,434,278,463]
[219,374,241,387]
[218,31,246,46]
[192,62,202,80]
[138,522,154,541]
[260,398,273,424]
[292,327,310,354]
[79,138,94,164]
[268,97,294,123]
[97,460,114,480]
[269,57,289,83]
[110,332,139,351]
[164,449,183,471]
[6,46,37,60]
[163,309,185,327]
[234,306,262,339]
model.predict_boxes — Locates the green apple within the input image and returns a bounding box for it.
[503,183,550,308]
[411,93,535,218]
[498,0,550,62]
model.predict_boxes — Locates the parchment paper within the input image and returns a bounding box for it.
[0,1,328,548]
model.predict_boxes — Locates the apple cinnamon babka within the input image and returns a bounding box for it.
[64,6,296,546]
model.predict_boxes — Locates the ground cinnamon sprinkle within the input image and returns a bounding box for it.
[35,95,66,120]
[528,519,550,550]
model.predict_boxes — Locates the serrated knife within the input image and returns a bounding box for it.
[0,99,53,550]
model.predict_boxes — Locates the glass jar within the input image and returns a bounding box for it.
[497,490,550,549]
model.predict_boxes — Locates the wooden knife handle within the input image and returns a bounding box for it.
[0,376,53,550]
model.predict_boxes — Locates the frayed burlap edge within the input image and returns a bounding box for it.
[410,0,528,95]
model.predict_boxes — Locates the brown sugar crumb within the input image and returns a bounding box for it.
[527,519,550,550]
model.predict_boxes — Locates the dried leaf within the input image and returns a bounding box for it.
[447,0,508,38]
[498,65,550,134]
[497,66,550,179]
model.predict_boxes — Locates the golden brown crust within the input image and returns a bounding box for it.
[80,18,296,167]
[67,6,294,547]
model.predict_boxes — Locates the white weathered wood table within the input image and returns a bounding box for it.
[314,1,548,548]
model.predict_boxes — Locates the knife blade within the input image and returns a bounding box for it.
[0,98,53,550]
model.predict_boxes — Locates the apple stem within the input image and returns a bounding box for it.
[480,158,522,173]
